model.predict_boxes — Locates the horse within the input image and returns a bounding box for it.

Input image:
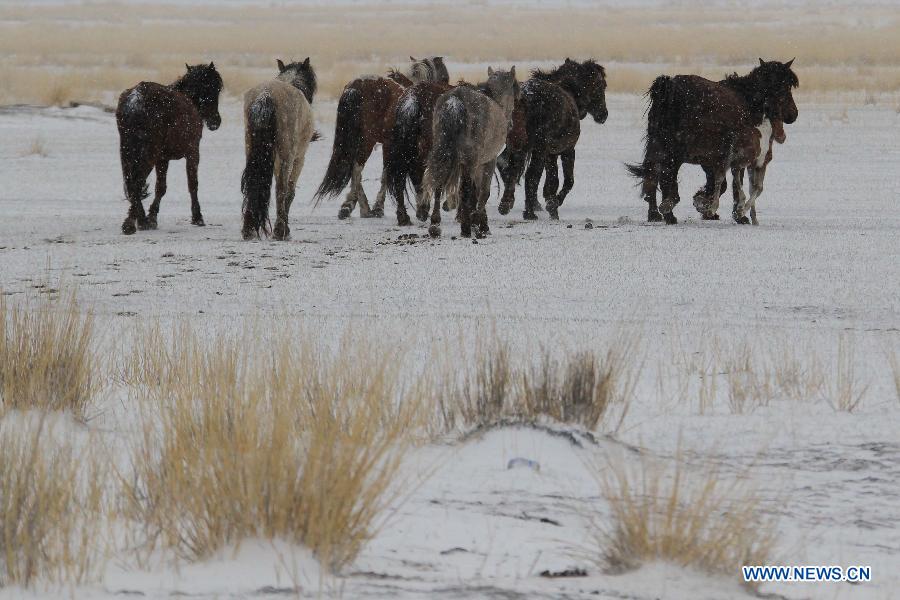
[241,58,317,241]
[626,58,798,224]
[384,80,454,226]
[496,58,608,220]
[408,56,450,85]
[422,67,520,238]
[116,62,223,235]
[314,57,449,220]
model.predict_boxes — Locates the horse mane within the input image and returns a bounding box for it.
[723,61,798,124]
[171,64,222,106]
[277,60,317,104]
[455,78,495,100]
[531,58,605,83]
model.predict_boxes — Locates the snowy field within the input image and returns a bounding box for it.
[1,91,899,600]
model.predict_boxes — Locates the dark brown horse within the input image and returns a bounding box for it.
[627,59,798,224]
[116,63,223,235]
[384,80,454,226]
[496,59,608,220]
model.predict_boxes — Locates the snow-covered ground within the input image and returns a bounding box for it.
[1,94,899,599]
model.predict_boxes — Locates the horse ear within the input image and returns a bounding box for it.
[565,57,573,63]
[303,57,310,67]
[277,59,286,72]
[487,66,494,76]
[410,56,417,62]
[185,63,191,71]
[785,58,795,68]
[209,61,215,69]
[759,57,766,66]
[510,65,516,78]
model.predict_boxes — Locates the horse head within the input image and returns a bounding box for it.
[757,58,799,125]
[181,62,223,130]
[276,58,317,104]
[484,66,520,119]
[536,59,608,124]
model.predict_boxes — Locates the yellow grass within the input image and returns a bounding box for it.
[0,291,99,419]
[593,448,776,586]
[121,324,419,570]
[1,3,899,104]
[0,418,107,587]
[822,335,868,413]
[437,334,639,433]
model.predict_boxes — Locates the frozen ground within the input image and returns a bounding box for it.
[1,94,899,599]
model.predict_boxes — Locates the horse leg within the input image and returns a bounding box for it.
[747,165,766,226]
[371,163,388,220]
[497,147,522,215]
[731,167,750,224]
[122,161,153,235]
[658,162,681,225]
[143,160,168,230]
[395,165,413,226]
[185,150,204,226]
[523,151,544,220]
[474,161,494,237]
[543,155,561,220]
[338,162,363,219]
[694,166,721,220]
[413,167,430,223]
[556,147,575,206]
[273,158,295,241]
[429,182,443,238]
[458,172,475,238]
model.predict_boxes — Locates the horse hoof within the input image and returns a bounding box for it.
[663,212,678,225]
[415,208,429,222]
[460,223,472,238]
[192,217,205,226]
[337,207,351,220]
[734,215,751,225]
[428,224,441,238]
[397,214,412,227]
[122,220,137,235]
[534,202,544,212]
[362,209,383,219]
[498,202,512,216]
[701,213,719,221]
[273,223,290,241]
[523,211,538,221]
[647,210,664,222]
[546,205,560,220]
[137,218,153,231]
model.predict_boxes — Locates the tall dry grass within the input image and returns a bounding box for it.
[822,335,868,413]
[437,335,640,434]
[0,291,99,419]
[121,325,419,570]
[2,3,900,104]
[0,418,107,587]
[592,449,776,586]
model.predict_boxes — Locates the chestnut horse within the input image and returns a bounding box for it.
[496,59,608,220]
[314,57,450,219]
[116,62,223,235]
[627,59,798,224]
[241,58,317,240]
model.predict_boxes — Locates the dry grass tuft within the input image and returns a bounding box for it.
[594,450,776,585]
[439,334,639,433]
[0,419,107,587]
[889,349,900,404]
[122,325,418,570]
[20,137,49,158]
[0,291,98,418]
[822,335,868,413]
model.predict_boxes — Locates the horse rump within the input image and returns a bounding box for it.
[423,95,465,202]
[314,86,363,201]
[241,93,277,238]
[385,92,423,207]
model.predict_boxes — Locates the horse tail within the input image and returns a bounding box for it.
[646,75,679,146]
[314,86,363,201]
[624,162,647,180]
[241,93,277,237]
[423,95,465,202]
[117,90,152,205]
[385,92,422,206]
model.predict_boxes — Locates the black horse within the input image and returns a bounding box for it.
[496,58,608,220]
[626,59,798,224]
[116,63,223,235]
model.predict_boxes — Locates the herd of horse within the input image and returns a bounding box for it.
[115,56,799,239]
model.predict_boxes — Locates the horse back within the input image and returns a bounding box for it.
[245,80,314,156]
[116,81,202,159]
[520,78,580,153]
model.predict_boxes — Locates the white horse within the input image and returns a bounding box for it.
[241,58,317,241]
